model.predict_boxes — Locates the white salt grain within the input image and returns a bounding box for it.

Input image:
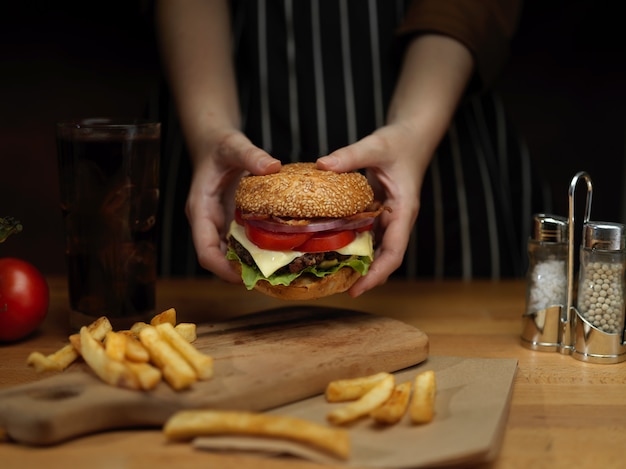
[528,259,567,312]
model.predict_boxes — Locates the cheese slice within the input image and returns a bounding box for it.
[228,221,373,278]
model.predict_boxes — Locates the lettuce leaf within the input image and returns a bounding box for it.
[226,248,372,290]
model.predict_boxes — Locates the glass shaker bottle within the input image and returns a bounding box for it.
[521,214,568,351]
[525,214,569,315]
[576,222,626,334]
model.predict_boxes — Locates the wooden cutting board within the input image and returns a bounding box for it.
[0,306,428,446]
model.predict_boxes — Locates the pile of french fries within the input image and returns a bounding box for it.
[162,369,436,462]
[27,311,435,461]
[26,308,213,391]
[325,369,437,426]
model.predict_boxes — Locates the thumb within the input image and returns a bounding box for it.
[221,132,281,175]
[316,135,384,173]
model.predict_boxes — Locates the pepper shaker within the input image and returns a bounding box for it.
[573,221,626,363]
[521,214,568,351]
[576,222,625,333]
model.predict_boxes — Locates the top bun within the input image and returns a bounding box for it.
[235,163,373,218]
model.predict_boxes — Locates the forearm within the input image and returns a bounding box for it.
[397,0,521,90]
[156,0,240,163]
[386,34,474,164]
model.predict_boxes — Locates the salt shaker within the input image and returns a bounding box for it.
[576,222,626,334]
[525,214,569,314]
[521,214,568,351]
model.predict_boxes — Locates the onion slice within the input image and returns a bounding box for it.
[245,216,372,233]
[237,203,389,233]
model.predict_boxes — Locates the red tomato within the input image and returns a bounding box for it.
[296,230,356,253]
[234,209,245,226]
[245,224,313,251]
[0,258,49,342]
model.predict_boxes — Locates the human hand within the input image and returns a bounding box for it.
[318,34,472,296]
[185,129,281,282]
[317,122,431,297]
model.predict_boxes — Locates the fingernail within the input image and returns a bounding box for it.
[318,155,338,169]
[260,157,280,172]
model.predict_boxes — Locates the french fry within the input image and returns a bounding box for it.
[118,330,150,363]
[325,372,391,402]
[150,307,176,326]
[156,322,213,380]
[82,316,114,342]
[68,333,81,352]
[174,322,197,343]
[126,361,162,390]
[370,380,412,425]
[327,374,395,425]
[26,345,75,372]
[79,327,139,390]
[69,316,114,355]
[26,351,59,373]
[139,325,196,390]
[409,370,436,424]
[164,410,350,461]
[130,321,149,336]
[27,316,112,372]
[104,331,127,362]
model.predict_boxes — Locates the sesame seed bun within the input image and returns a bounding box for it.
[231,261,361,300]
[235,162,373,218]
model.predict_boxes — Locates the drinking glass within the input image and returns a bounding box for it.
[56,118,160,330]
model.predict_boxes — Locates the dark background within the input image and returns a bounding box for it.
[1,1,625,276]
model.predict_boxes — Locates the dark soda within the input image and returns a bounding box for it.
[57,120,160,330]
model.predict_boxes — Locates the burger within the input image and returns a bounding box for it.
[226,163,387,300]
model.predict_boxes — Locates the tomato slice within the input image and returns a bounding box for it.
[245,224,312,251]
[234,209,245,226]
[296,230,356,253]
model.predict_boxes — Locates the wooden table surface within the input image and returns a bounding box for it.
[2,276,626,468]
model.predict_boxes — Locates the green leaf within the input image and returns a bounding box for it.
[0,217,23,243]
[226,249,371,290]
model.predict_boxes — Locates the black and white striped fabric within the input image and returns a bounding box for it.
[156,0,549,280]
[232,0,406,160]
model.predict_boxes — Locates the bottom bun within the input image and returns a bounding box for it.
[231,262,361,300]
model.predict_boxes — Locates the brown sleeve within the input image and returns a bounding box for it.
[396,0,523,90]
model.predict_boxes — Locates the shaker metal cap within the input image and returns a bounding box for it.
[583,221,625,251]
[532,214,568,242]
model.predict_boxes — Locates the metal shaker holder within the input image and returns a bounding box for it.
[521,171,626,364]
